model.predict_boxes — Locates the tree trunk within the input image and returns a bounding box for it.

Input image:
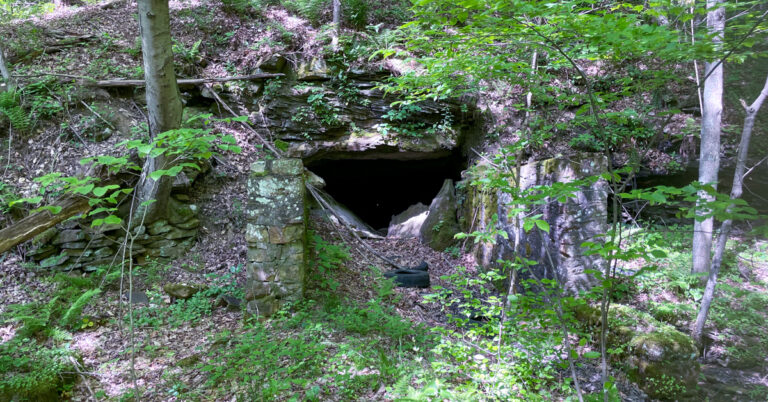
[692,0,725,275]
[692,73,768,346]
[135,0,183,224]
[332,0,341,51]
[0,42,12,89]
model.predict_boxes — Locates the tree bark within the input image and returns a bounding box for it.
[692,73,768,345]
[332,0,341,51]
[135,0,183,224]
[692,0,725,275]
[0,196,90,255]
[0,42,12,90]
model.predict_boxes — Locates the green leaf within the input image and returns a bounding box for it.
[535,220,550,233]
[9,196,43,207]
[33,205,63,214]
[523,220,534,232]
[649,249,667,258]
[72,183,95,195]
[103,215,122,225]
[583,351,601,359]
[93,185,119,197]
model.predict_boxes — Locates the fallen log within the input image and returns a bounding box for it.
[7,35,95,64]
[95,73,285,88]
[0,196,90,255]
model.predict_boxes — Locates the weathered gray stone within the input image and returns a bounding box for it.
[268,224,303,244]
[250,161,268,177]
[60,241,88,249]
[28,245,58,260]
[272,159,303,176]
[305,169,325,188]
[148,220,173,235]
[463,154,608,294]
[245,274,274,301]
[62,248,92,258]
[92,247,114,259]
[163,227,197,240]
[172,171,191,193]
[420,179,461,251]
[145,239,193,258]
[175,217,200,230]
[53,229,86,245]
[259,54,286,72]
[246,296,279,317]
[144,239,177,249]
[245,224,269,243]
[296,57,330,81]
[163,283,206,300]
[168,198,198,225]
[40,254,69,268]
[388,203,429,239]
[247,246,281,263]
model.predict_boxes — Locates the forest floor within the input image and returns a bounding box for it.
[2,0,768,400]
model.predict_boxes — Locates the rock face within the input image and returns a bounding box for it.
[419,179,461,251]
[247,59,476,161]
[461,154,608,294]
[245,159,307,317]
[388,203,429,239]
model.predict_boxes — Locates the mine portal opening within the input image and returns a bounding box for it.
[306,154,466,230]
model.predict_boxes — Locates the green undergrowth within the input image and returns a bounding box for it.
[0,271,105,400]
[175,234,574,400]
[624,224,768,373]
[0,334,79,400]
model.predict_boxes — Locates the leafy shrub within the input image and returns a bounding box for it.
[343,0,369,29]
[568,109,654,151]
[2,273,102,338]
[292,87,342,127]
[0,338,77,400]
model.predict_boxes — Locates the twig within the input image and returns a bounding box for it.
[11,72,95,81]
[81,101,116,131]
[95,73,285,88]
[307,183,404,270]
[205,85,283,157]
[3,123,11,179]
[67,356,96,401]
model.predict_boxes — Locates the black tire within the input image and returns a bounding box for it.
[384,269,430,288]
[411,261,429,271]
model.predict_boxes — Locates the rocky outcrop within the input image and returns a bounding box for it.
[388,203,429,239]
[419,179,461,251]
[574,303,700,399]
[244,159,307,317]
[243,58,476,161]
[461,154,608,294]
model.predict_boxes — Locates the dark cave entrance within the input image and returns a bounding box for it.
[306,153,466,230]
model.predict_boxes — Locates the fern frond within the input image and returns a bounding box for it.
[60,289,101,329]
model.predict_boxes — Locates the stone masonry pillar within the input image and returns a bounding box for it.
[245,159,306,317]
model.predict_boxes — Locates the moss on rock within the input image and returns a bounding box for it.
[572,302,699,399]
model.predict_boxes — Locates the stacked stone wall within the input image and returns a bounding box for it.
[26,196,200,272]
[245,159,307,317]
